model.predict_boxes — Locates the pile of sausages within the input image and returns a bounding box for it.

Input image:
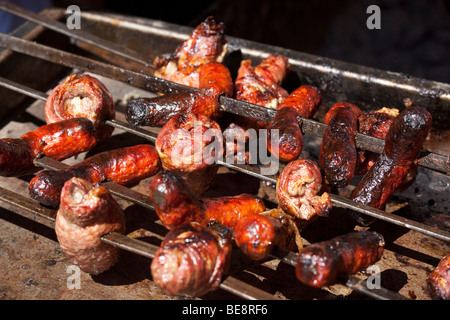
[1,16,447,300]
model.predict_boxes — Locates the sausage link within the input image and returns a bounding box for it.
[151,221,232,297]
[125,91,221,127]
[319,102,363,188]
[0,118,98,177]
[276,159,332,221]
[55,177,125,275]
[29,144,161,207]
[351,106,432,225]
[198,62,234,98]
[427,252,450,300]
[266,85,321,162]
[149,170,266,231]
[156,113,223,197]
[234,208,301,261]
[45,74,115,143]
[296,231,385,287]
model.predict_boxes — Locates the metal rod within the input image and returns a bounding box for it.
[0,1,150,67]
[0,33,447,174]
[0,72,448,243]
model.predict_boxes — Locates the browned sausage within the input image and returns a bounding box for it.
[296,231,385,288]
[319,102,363,188]
[351,105,432,225]
[151,221,232,297]
[155,113,223,197]
[427,252,450,300]
[55,177,126,275]
[0,117,98,177]
[149,170,266,231]
[29,144,161,207]
[276,159,332,221]
[234,208,302,261]
[45,74,115,143]
[267,85,322,162]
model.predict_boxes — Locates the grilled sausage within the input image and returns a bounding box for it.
[149,170,266,231]
[427,252,450,300]
[356,108,399,175]
[29,144,161,207]
[276,159,332,221]
[235,54,289,110]
[45,74,115,143]
[155,113,223,197]
[154,16,227,88]
[267,85,322,162]
[55,177,125,275]
[351,105,432,225]
[0,117,98,177]
[151,221,232,297]
[234,208,302,261]
[296,231,385,288]
[198,62,234,98]
[319,102,363,188]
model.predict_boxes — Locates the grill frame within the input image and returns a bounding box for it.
[0,6,449,301]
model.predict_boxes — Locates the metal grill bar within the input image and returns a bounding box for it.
[2,77,449,243]
[0,33,448,174]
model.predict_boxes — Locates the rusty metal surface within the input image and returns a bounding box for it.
[0,7,449,300]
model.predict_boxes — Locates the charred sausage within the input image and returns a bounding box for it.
[0,117,98,177]
[234,208,302,261]
[267,85,322,162]
[55,177,126,275]
[45,74,115,142]
[155,113,223,197]
[149,170,266,231]
[151,222,232,297]
[276,159,332,221]
[296,231,385,288]
[29,144,161,207]
[319,102,363,188]
[351,105,432,225]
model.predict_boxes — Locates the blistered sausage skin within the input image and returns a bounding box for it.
[55,177,126,275]
[427,252,450,300]
[0,117,98,177]
[149,170,266,231]
[319,102,363,188]
[276,159,332,221]
[154,16,227,87]
[234,208,302,261]
[235,54,289,110]
[296,231,385,288]
[151,222,232,297]
[351,106,432,225]
[356,108,399,175]
[155,113,223,197]
[45,74,115,142]
[267,86,322,162]
[29,144,161,207]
